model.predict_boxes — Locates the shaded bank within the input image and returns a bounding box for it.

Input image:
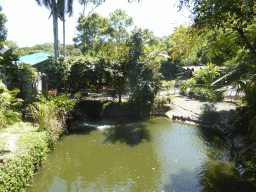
[68,100,141,121]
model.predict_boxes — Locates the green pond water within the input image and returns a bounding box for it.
[27,118,236,192]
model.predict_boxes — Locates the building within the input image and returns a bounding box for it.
[0,48,48,102]
[17,51,54,72]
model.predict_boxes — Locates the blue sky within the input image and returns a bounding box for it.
[0,0,190,47]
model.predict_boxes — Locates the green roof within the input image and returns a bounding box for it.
[18,52,54,65]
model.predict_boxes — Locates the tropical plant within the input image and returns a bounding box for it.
[27,94,77,148]
[35,0,60,62]
[0,80,22,128]
[54,0,74,58]
[178,0,256,57]
[193,63,220,85]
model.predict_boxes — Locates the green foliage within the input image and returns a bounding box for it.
[44,58,71,91]
[0,81,22,128]
[18,43,54,56]
[190,87,224,102]
[59,44,82,57]
[128,29,162,116]
[159,58,180,79]
[27,94,76,149]
[0,152,34,192]
[16,43,81,57]
[153,96,169,108]
[73,12,111,55]
[179,84,187,96]
[0,51,20,89]
[0,6,7,45]
[2,40,19,52]
[169,25,199,62]
[47,93,77,112]
[193,63,220,85]
[0,129,48,192]
[109,9,133,47]
[161,80,175,87]
[240,147,256,178]
[102,101,140,118]
[68,56,102,90]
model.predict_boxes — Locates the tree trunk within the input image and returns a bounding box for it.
[236,27,256,56]
[52,0,59,62]
[63,13,66,58]
[118,80,122,104]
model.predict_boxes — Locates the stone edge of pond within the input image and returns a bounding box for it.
[164,101,256,178]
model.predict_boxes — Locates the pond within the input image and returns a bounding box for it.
[27,118,238,192]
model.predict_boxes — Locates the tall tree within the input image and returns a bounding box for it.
[56,0,74,58]
[109,9,133,55]
[35,0,59,62]
[78,0,105,15]
[127,28,162,116]
[0,5,7,48]
[73,12,111,55]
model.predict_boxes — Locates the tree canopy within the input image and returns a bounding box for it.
[0,5,7,47]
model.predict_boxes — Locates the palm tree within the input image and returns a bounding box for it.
[35,0,59,62]
[56,0,74,58]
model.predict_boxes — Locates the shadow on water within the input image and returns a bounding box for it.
[164,168,203,192]
[197,124,229,151]
[198,159,256,192]
[196,123,256,191]
[103,122,151,147]
[67,120,98,134]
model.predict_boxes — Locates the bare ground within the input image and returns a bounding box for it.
[165,96,238,121]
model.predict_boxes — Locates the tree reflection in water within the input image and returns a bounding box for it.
[103,123,151,146]
[197,125,256,191]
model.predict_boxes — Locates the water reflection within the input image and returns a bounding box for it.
[27,122,161,192]
[195,124,256,191]
[199,160,239,192]
[164,168,203,191]
[27,119,250,192]
[103,123,151,146]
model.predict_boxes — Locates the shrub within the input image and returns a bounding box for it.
[187,86,224,102]
[102,101,140,118]
[179,84,187,96]
[240,147,256,178]
[0,131,48,192]
[27,94,77,149]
